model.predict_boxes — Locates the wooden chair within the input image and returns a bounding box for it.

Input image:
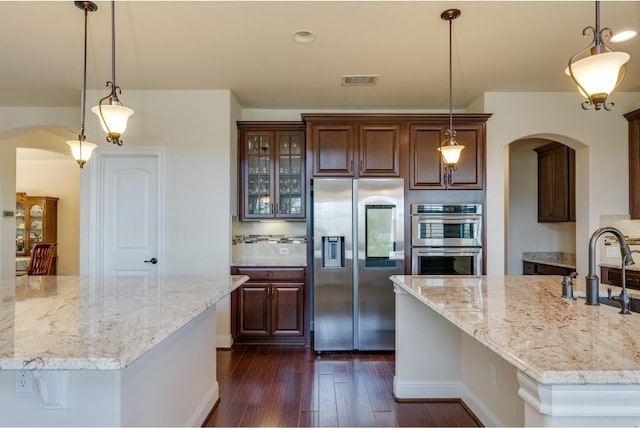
[26,243,57,275]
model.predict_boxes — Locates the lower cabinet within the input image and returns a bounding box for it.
[523,261,575,276]
[600,265,640,291]
[231,267,306,344]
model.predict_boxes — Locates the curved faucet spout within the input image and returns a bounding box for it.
[586,227,634,306]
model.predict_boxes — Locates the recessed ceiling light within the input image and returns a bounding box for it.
[611,30,638,43]
[293,30,316,44]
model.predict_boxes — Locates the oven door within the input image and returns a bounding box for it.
[411,247,482,275]
[411,215,482,247]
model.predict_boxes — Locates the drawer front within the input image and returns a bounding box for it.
[233,267,305,282]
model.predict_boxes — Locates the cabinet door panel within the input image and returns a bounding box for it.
[238,284,270,336]
[409,125,445,189]
[448,127,483,189]
[312,124,355,176]
[359,124,400,176]
[272,283,304,336]
[628,112,640,219]
[243,131,274,219]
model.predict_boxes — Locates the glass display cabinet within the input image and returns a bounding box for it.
[238,122,305,220]
[15,192,58,273]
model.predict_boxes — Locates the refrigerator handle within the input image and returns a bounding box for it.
[322,236,345,268]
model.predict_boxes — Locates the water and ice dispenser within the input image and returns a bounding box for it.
[322,236,345,268]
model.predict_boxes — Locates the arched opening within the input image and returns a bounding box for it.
[1,126,81,277]
[505,134,588,275]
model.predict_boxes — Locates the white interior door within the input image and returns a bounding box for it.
[85,148,164,277]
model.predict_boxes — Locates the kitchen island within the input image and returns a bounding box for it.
[0,274,248,427]
[391,275,640,427]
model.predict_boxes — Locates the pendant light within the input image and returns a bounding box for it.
[437,9,465,176]
[565,0,629,111]
[91,0,133,145]
[67,1,98,169]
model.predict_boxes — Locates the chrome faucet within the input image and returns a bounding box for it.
[586,227,634,306]
[607,249,639,314]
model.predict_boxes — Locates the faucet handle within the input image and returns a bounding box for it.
[569,271,578,279]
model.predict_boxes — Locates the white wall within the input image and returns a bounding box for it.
[0,108,77,279]
[507,139,576,274]
[16,154,81,275]
[83,90,235,277]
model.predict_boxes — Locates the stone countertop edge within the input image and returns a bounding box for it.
[0,275,248,371]
[599,262,640,272]
[390,275,640,386]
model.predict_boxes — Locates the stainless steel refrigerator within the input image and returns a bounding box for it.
[312,178,404,351]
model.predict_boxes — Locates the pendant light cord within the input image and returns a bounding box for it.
[111,0,117,95]
[80,4,89,142]
[448,15,453,140]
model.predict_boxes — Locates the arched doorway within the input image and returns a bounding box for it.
[0,126,80,277]
[505,135,588,275]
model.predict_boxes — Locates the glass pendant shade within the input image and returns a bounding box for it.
[566,51,629,101]
[66,139,98,167]
[91,104,134,139]
[438,141,465,167]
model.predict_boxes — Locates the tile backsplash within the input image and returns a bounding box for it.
[232,219,308,266]
[599,215,640,265]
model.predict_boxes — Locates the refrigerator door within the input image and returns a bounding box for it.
[313,179,354,351]
[356,178,404,350]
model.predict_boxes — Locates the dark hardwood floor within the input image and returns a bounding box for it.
[205,345,481,427]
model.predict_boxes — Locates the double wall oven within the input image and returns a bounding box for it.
[411,204,483,275]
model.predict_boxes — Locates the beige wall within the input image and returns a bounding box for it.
[16,152,80,275]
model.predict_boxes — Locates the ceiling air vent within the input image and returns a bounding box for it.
[341,75,378,86]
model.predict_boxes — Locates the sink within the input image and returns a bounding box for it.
[575,294,640,313]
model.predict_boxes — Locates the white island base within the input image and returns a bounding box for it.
[0,275,248,427]
[1,306,217,427]
[393,277,640,427]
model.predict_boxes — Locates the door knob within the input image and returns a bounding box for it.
[144,257,158,264]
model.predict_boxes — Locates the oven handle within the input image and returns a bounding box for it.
[412,215,482,222]
[413,247,482,255]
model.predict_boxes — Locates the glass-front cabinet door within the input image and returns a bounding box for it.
[28,204,44,250]
[240,124,305,220]
[16,198,26,255]
[276,132,305,218]
[245,132,274,218]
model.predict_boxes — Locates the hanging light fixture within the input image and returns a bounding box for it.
[91,0,133,145]
[565,0,630,111]
[67,1,98,169]
[437,9,465,177]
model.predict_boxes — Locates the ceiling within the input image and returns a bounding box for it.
[1,1,639,110]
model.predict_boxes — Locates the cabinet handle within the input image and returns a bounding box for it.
[144,257,158,264]
[360,160,363,172]
[350,160,353,172]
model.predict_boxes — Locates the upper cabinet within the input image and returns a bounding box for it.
[304,114,489,188]
[238,122,305,220]
[304,115,401,177]
[16,192,58,262]
[534,142,575,223]
[409,119,486,190]
[625,108,640,219]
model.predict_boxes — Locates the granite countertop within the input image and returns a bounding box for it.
[599,262,640,272]
[0,275,248,370]
[521,251,576,269]
[390,275,640,385]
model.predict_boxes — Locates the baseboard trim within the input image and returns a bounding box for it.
[393,376,463,399]
[216,335,233,349]
[187,381,219,428]
[460,385,502,427]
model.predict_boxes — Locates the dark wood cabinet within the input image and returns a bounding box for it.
[305,115,401,177]
[16,192,58,274]
[409,117,487,190]
[237,122,305,220]
[601,265,640,291]
[231,267,306,344]
[625,108,640,219]
[523,261,575,276]
[534,142,575,222]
